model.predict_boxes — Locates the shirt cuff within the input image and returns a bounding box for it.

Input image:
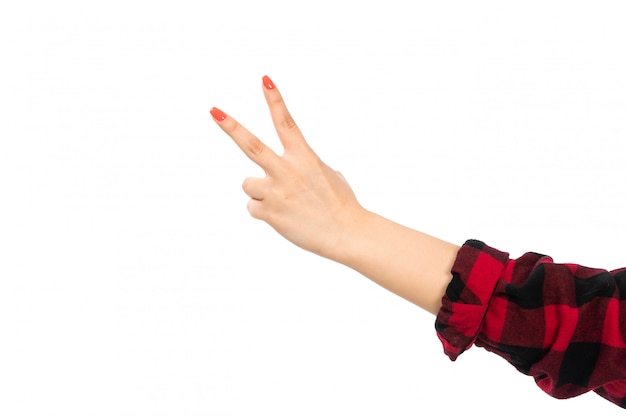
[435,239,510,361]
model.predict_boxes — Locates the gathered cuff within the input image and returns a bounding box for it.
[435,239,510,360]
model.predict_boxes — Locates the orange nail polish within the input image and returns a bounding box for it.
[262,75,275,90]
[210,107,226,121]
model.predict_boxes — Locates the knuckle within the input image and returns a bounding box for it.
[229,119,243,134]
[241,178,251,193]
[247,137,265,157]
[279,115,298,132]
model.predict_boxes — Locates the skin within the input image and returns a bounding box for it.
[211,76,460,316]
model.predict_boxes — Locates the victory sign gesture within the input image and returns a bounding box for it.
[211,76,458,315]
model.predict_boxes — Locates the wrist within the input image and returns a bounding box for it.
[324,207,385,267]
[317,205,374,264]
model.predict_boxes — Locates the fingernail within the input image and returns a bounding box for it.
[262,75,275,90]
[210,107,227,122]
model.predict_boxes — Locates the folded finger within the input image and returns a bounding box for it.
[241,177,266,200]
[246,198,265,220]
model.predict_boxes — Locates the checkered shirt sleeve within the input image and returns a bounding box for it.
[435,239,626,408]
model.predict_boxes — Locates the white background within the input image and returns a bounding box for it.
[1,0,625,415]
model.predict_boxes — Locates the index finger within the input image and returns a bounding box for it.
[210,107,281,173]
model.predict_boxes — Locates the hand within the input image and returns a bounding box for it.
[211,75,458,314]
[211,76,367,260]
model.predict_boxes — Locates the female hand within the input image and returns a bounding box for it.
[210,76,367,260]
[211,75,458,314]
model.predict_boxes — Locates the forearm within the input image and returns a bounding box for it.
[328,208,460,315]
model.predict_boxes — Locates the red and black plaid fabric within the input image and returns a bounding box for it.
[435,240,626,408]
